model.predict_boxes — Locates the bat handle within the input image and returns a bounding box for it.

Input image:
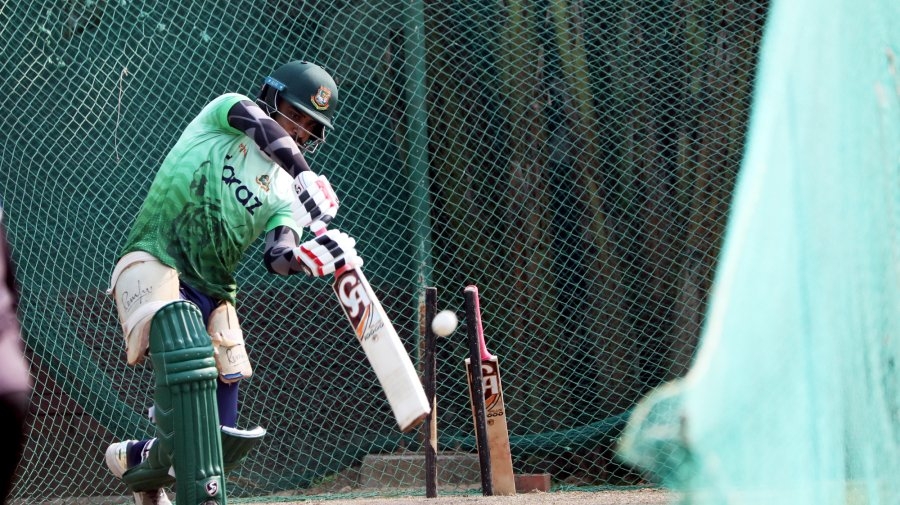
[464,285,494,361]
[479,339,493,361]
[310,220,354,277]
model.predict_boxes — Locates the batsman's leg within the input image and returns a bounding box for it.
[122,301,226,505]
[108,426,265,501]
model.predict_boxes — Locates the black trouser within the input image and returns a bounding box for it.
[0,391,29,504]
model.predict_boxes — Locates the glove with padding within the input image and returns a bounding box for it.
[292,170,339,228]
[295,229,363,277]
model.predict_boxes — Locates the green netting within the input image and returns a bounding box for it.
[618,0,900,503]
[0,0,771,501]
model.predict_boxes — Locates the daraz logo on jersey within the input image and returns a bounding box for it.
[222,154,263,215]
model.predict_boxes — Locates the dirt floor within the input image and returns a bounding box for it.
[267,487,675,505]
[40,487,675,505]
[240,454,675,505]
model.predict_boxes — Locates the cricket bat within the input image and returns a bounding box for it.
[318,223,429,432]
[463,285,516,495]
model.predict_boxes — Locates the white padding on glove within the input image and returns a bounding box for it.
[292,171,339,228]
[296,229,364,277]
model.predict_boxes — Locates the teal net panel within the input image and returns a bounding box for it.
[0,0,772,501]
[618,0,900,503]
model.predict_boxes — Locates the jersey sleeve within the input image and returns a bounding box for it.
[265,170,303,237]
[200,93,248,133]
[266,212,297,234]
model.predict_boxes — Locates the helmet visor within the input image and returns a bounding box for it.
[261,88,328,154]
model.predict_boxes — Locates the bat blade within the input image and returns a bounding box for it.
[464,285,516,496]
[333,266,430,432]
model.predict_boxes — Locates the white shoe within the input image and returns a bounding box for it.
[105,441,173,505]
[105,440,135,478]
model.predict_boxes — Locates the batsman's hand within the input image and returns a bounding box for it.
[292,171,339,229]
[295,229,363,277]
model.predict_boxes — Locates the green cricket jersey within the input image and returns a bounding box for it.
[121,93,300,303]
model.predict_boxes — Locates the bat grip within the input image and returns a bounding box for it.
[311,220,354,277]
[465,285,494,361]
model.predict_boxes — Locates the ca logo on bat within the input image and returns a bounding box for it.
[480,361,502,410]
[334,269,374,342]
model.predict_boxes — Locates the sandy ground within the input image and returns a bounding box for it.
[261,488,675,505]
[26,487,674,505]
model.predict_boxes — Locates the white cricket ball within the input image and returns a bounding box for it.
[431,310,458,337]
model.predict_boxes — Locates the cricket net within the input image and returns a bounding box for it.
[618,0,900,503]
[1,0,876,502]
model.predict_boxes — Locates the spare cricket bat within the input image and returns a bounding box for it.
[463,285,516,495]
[331,264,431,432]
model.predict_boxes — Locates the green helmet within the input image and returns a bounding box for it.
[258,60,339,131]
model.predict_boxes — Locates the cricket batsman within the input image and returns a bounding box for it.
[105,60,362,505]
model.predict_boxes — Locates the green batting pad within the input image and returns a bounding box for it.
[124,301,226,504]
[221,425,266,474]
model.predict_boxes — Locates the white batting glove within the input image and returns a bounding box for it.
[295,229,364,277]
[292,171,339,228]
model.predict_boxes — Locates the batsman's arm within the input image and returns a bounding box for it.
[262,225,360,278]
[263,226,307,276]
[227,99,312,177]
